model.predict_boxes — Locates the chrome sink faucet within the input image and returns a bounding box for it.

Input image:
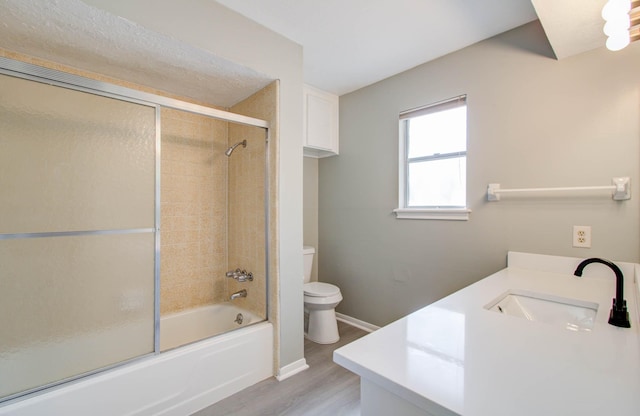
[574,257,630,328]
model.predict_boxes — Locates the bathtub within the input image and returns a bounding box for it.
[0,304,273,416]
[160,303,264,351]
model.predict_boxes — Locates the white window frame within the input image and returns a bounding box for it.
[393,95,470,221]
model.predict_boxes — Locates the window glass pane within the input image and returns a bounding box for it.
[408,157,466,207]
[407,106,466,158]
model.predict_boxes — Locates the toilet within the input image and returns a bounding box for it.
[303,246,343,344]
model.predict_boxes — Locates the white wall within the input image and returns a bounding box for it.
[81,0,305,370]
[318,21,640,326]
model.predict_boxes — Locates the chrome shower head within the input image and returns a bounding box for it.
[225,140,247,157]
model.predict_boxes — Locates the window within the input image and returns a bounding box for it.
[394,95,469,220]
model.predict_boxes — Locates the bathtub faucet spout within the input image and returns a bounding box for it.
[230,289,247,300]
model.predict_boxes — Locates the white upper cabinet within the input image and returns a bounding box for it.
[303,85,339,158]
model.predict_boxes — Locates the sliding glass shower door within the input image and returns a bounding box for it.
[0,73,157,401]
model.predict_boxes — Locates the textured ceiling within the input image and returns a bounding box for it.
[0,0,273,107]
[0,0,620,104]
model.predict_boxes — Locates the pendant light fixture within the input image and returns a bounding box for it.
[602,0,640,51]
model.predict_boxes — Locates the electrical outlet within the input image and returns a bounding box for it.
[573,225,591,248]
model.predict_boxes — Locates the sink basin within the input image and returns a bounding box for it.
[485,290,598,331]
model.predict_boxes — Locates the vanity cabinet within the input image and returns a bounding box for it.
[303,85,338,158]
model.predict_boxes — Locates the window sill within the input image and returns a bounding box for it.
[393,208,471,221]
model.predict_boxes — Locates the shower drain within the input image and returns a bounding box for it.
[234,313,244,325]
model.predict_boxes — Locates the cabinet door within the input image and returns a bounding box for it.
[304,85,338,157]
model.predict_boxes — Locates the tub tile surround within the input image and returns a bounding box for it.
[161,108,229,314]
[161,84,276,321]
[226,114,267,319]
[334,252,640,415]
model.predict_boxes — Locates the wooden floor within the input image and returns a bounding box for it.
[193,321,368,416]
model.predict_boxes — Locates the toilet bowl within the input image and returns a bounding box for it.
[303,246,342,344]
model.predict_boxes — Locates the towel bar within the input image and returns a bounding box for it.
[487,177,630,201]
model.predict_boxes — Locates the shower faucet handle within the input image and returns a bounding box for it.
[236,271,253,282]
[226,268,242,278]
[226,268,253,282]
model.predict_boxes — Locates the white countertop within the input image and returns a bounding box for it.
[333,252,640,416]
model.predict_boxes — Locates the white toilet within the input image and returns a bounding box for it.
[303,246,343,344]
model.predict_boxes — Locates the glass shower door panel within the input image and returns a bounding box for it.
[0,233,155,399]
[0,74,156,234]
[0,71,156,401]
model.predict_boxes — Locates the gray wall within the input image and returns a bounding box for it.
[303,157,319,281]
[318,21,640,327]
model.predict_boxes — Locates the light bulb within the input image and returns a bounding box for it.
[606,33,631,51]
[604,18,630,36]
[602,0,631,21]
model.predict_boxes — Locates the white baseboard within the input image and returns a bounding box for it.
[276,358,309,381]
[336,312,380,332]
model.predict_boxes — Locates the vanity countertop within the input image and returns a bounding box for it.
[333,252,640,416]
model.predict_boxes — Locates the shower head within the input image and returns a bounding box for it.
[225,140,247,157]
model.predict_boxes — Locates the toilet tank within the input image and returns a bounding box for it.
[303,246,315,283]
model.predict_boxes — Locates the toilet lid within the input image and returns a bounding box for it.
[304,282,340,297]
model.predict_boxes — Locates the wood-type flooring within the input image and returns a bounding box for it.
[193,321,368,416]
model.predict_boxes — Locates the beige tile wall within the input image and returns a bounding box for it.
[160,108,229,314]
[159,85,277,317]
[226,121,267,318]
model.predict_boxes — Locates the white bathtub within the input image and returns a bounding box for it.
[0,304,273,416]
[160,303,264,351]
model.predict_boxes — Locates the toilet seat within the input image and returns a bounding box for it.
[302,277,342,344]
[304,282,340,297]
